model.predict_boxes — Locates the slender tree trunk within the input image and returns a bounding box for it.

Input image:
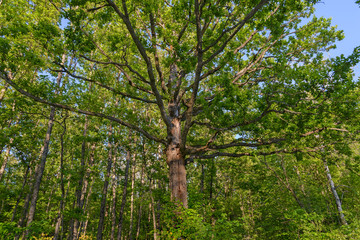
[23,108,56,238]
[200,164,204,193]
[128,153,136,240]
[209,159,215,200]
[0,141,12,182]
[45,183,56,215]
[116,150,131,240]
[149,180,158,240]
[23,54,65,238]
[72,116,88,239]
[135,157,145,240]
[0,82,8,102]
[77,143,96,239]
[11,165,31,222]
[110,145,118,240]
[96,126,114,240]
[323,159,347,225]
[54,118,67,240]
[80,177,94,237]
[263,156,306,210]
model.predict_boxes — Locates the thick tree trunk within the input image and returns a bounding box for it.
[323,159,347,225]
[166,118,188,208]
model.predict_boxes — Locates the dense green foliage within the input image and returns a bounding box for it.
[1,0,360,239]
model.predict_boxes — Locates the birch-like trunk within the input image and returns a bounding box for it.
[323,159,347,225]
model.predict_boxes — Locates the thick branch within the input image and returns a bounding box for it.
[106,0,171,127]
[1,74,165,144]
[52,66,156,104]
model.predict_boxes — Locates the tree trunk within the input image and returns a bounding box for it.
[72,116,88,239]
[23,54,65,238]
[54,119,67,240]
[149,180,158,240]
[116,150,131,240]
[0,141,12,182]
[166,117,187,208]
[128,153,136,240]
[96,126,114,240]
[80,177,94,237]
[135,156,145,240]
[0,82,8,102]
[23,107,56,239]
[77,143,96,238]
[323,159,347,225]
[110,144,118,240]
[11,165,31,222]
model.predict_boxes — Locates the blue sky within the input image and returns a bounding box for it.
[315,0,360,78]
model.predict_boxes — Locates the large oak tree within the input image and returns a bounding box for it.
[1,0,359,209]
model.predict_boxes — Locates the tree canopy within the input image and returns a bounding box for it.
[1,0,360,239]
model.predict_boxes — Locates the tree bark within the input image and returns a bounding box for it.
[323,159,347,225]
[166,117,188,208]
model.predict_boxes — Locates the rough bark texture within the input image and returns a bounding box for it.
[166,118,187,208]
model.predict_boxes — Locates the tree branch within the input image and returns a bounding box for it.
[1,73,166,144]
